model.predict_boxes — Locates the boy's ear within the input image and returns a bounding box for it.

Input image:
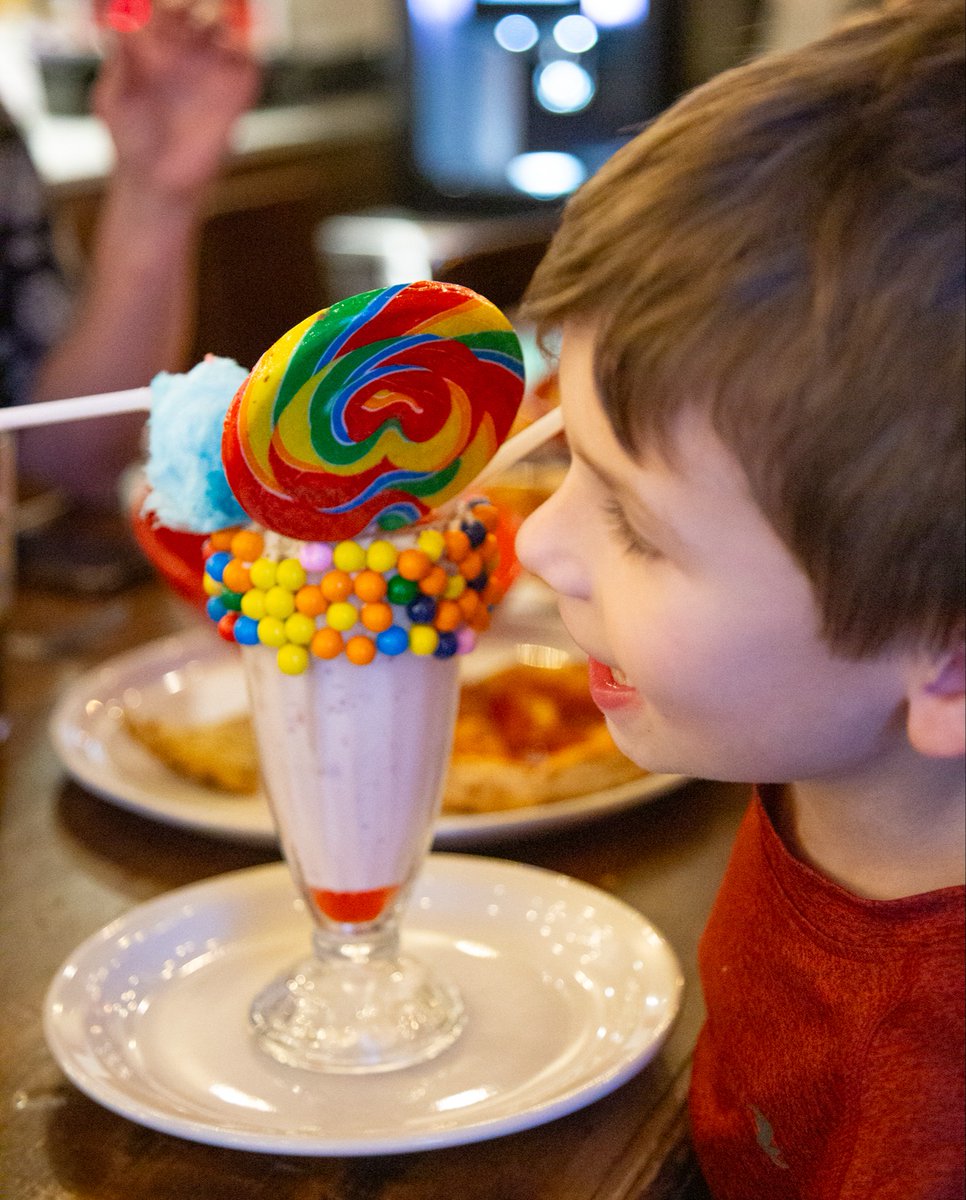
[905,642,966,759]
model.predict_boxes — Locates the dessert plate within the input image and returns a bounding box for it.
[45,855,683,1156]
[49,627,687,847]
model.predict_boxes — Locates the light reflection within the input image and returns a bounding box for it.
[535,60,596,115]
[209,1083,276,1113]
[580,0,649,27]
[408,0,474,25]
[453,938,499,960]
[495,13,539,53]
[554,14,598,54]
[508,152,583,201]
[434,1085,496,1113]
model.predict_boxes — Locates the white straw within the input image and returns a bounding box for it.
[470,405,564,490]
[0,387,152,432]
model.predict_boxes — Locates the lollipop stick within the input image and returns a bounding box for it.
[0,388,153,433]
[470,406,564,491]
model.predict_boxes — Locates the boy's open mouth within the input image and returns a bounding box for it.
[588,659,639,712]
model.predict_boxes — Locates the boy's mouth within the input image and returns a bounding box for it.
[588,658,639,711]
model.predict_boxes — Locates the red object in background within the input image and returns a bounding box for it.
[97,0,250,37]
[128,482,209,609]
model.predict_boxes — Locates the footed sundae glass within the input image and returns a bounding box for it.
[237,535,472,1074]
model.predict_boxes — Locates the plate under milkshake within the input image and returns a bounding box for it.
[44,855,683,1155]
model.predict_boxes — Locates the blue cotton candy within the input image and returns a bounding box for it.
[144,355,251,532]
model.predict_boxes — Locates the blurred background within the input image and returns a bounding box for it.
[0,0,867,370]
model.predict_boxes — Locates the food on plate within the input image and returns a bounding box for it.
[123,660,647,813]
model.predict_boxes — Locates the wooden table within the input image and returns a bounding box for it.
[0,573,747,1199]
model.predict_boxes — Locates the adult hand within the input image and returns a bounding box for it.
[92,1,261,200]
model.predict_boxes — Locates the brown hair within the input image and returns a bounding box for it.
[523,0,965,657]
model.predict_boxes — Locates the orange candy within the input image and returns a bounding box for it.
[434,599,463,632]
[230,529,265,563]
[443,529,471,563]
[457,590,481,620]
[295,585,327,617]
[470,606,491,632]
[311,627,344,659]
[354,569,387,603]
[321,569,353,602]
[397,549,432,581]
[361,601,393,633]
[221,559,251,594]
[346,635,376,665]
[418,565,448,596]
[472,503,499,532]
[459,551,484,580]
[482,533,500,564]
[481,579,504,606]
[208,528,237,551]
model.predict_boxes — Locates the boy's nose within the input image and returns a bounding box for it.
[515,485,591,601]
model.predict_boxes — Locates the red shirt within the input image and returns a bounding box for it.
[690,791,965,1200]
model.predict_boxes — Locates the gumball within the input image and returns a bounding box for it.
[249,557,278,590]
[311,627,344,659]
[361,602,393,633]
[409,625,439,656]
[461,519,487,549]
[234,615,260,645]
[434,631,459,658]
[346,635,377,666]
[406,594,437,625]
[276,557,307,592]
[206,551,231,583]
[278,644,310,675]
[299,541,333,572]
[230,529,264,562]
[217,611,239,642]
[387,575,419,606]
[376,625,409,656]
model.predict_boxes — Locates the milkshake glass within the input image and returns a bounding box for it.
[244,641,464,1073]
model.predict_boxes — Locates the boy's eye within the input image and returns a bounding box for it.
[602,498,662,560]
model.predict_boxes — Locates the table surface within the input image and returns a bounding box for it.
[0,571,747,1200]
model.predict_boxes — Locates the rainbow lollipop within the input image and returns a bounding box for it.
[222,281,526,541]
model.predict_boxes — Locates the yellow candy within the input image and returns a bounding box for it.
[278,643,309,675]
[285,612,316,645]
[264,585,296,619]
[257,616,287,647]
[203,572,223,598]
[249,557,278,590]
[366,540,398,573]
[333,540,367,573]
[241,588,268,620]
[326,601,358,632]
[443,574,466,600]
[417,529,446,562]
[409,625,439,656]
[276,557,307,592]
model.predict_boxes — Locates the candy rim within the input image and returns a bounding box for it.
[202,500,505,673]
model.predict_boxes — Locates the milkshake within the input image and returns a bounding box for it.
[177,282,526,1071]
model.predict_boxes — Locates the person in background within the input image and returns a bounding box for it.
[516,1,964,1196]
[1,2,258,504]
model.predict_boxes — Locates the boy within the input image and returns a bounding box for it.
[515,2,965,1197]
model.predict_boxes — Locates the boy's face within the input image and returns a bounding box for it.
[515,324,908,785]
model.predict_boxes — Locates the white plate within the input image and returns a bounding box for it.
[49,627,686,847]
[44,855,683,1156]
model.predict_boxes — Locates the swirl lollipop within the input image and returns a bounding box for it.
[221,281,526,541]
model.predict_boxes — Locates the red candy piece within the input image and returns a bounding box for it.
[309,885,400,923]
